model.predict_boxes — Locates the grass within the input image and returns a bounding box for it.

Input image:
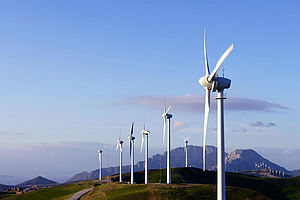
[0,180,95,200]
[111,167,300,200]
[1,167,299,200]
[81,183,269,200]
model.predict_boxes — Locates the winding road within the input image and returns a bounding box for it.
[68,187,94,200]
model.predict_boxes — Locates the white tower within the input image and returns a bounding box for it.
[128,122,135,184]
[198,28,234,200]
[98,149,103,181]
[162,106,172,184]
[184,137,189,168]
[141,123,150,184]
[116,136,123,182]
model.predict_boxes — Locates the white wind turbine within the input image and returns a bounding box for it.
[162,105,172,184]
[141,122,150,184]
[198,28,234,200]
[116,136,124,182]
[128,122,135,184]
[184,137,189,168]
[98,149,103,181]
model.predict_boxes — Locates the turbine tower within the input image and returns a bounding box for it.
[98,149,103,181]
[198,28,234,200]
[141,122,150,184]
[184,137,189,168]
[162,105,172,184]
[128,122,135,184]
[116,136,124,182]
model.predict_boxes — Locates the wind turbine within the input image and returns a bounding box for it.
[141,122,150,184]
[162,105,172,184]
[128,122,135,184]
[116,136,124,182]
[98,149,103,181]
[198,28,234,200]
[184,137,189,168]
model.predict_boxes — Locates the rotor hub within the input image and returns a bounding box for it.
[199,75,213,90]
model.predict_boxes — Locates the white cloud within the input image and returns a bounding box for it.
[126,94,288,113]
[249,121,277,128]
[172,120,189,132]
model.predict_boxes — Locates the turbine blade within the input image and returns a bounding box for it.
[203,88,210,171]
[141,134,144,152]
[163,118,166,144]
[116,143,119,150]
[163,97,166,113]
[208,43,234,82]
[130,122,134,136]
[204,28,210,75]
[120,144,123,152]
[166,106,171,114]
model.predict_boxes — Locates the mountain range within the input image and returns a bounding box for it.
[0,184,12,192]
[68,145,294,182]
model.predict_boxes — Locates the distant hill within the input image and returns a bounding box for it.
[224,149,289,173]
[0,175,27,186]
[18,176,58,187]
[290,169,300,177]
[239,169,290,178]
[0,183,12,192]
[68,145,290,182]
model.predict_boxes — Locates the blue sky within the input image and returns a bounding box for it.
[0,1,300,180]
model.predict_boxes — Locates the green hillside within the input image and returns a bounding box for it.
[0,181,95,200]
[81,183,269,200]
[1,167,299,200]
[110,167,300,200]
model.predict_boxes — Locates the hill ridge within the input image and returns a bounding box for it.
[18,176,58,187]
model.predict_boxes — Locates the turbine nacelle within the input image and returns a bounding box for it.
[141,130,150,135]
[212,77,231,92]
[162,113,173,119]
[117,137,124,144]
[141,129,150,152]
[128,136,135,140]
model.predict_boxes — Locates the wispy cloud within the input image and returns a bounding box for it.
[249,121,277,128]
[172,120,189,132]
[126,94,288,112]
[231,127,248,133]
[0,131,27,136]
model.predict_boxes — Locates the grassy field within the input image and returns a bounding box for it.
[1,167,299,200]
[0,181,95,200]
[81,183,269,200]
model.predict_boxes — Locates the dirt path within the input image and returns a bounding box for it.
[68,187,94,200]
